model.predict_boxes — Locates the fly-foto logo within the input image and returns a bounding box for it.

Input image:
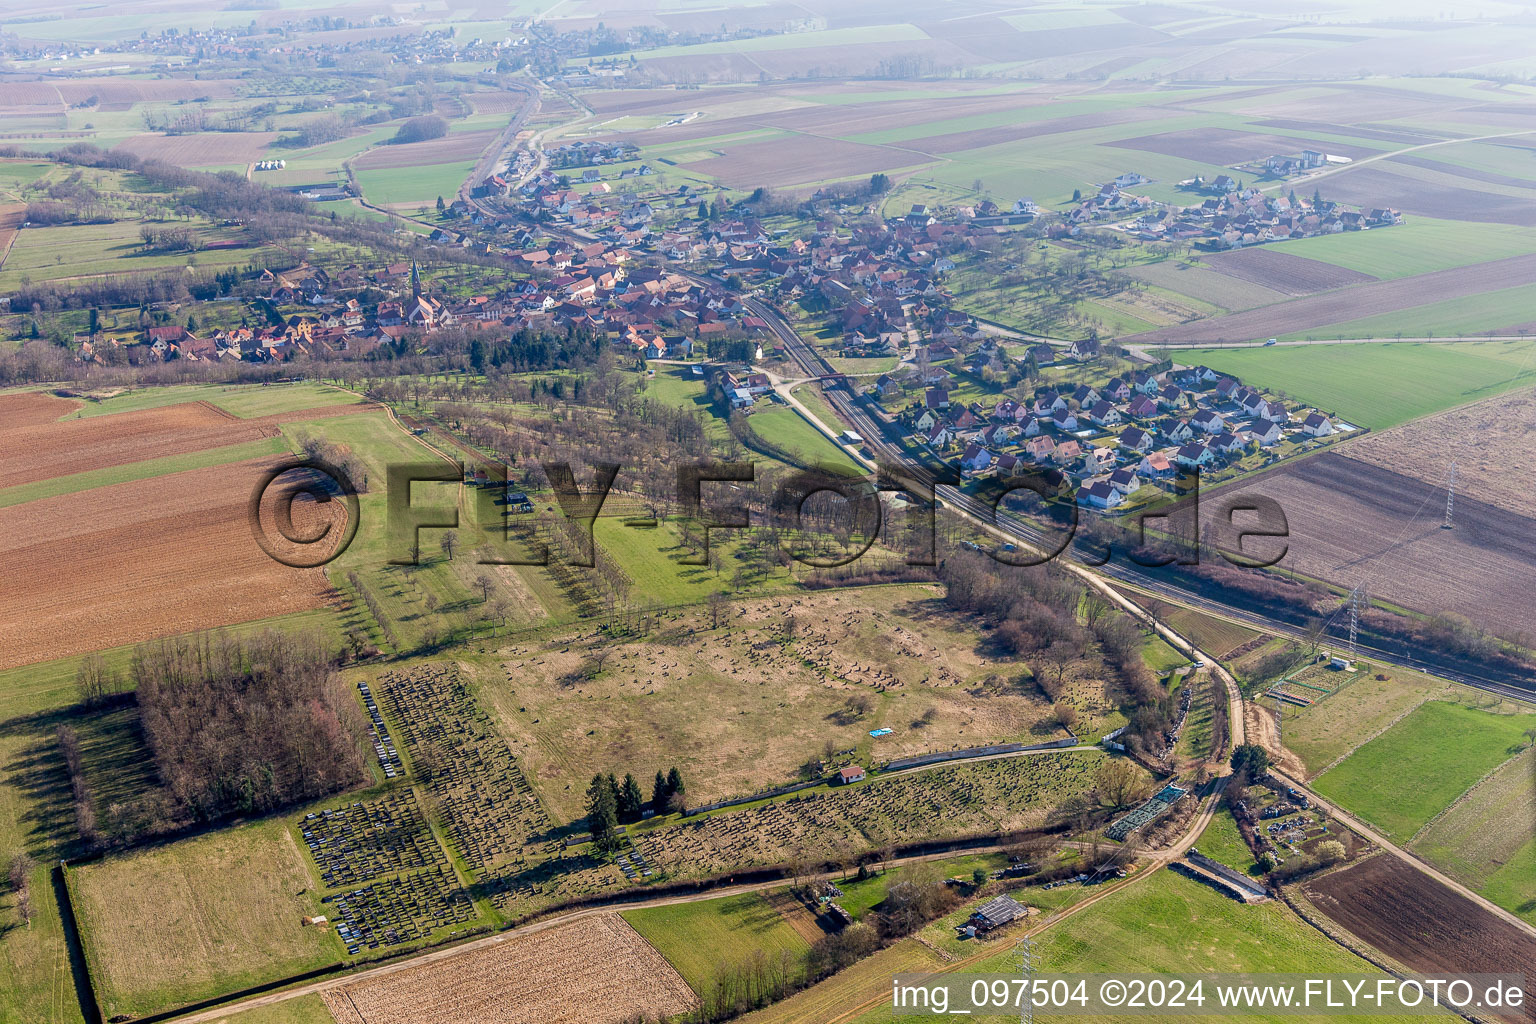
[247,458,1290,571]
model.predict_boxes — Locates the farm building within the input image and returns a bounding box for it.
[965,894,1027,934]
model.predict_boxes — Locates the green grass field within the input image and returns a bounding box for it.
[746,406,863,472]
[1313,700,1536,841]
[1194,808,1260,875]
[0,220,274,290]
[354,159,478,208]
[1179,340,1536,428]
[639,365,731,443]
[623,892,812,996]
[1410,745,1536,923]
[1277,664,1454,777]
[68,820,341,1019]
[852,870,1423,1024]
[1278,217,1536,279]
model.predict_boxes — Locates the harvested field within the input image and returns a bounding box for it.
[321,913,695,1024]
[1204,247,1377,296]
[1124,260,1287,311]
[1302,854,1536,1016]
[0,456,340,671]
[467,90,531,114]
[1109,127,1374,164]
[1124,251,1536,343]
[0,82,61,110]
[1310,165,1536,226]
[1199,453,1536,642]
[922,17,1162,64]
[900,107,1163,157]
[1388,153,1536,191]
[113,130,279,167]
[587,86,1054,148]
[0,78,238,111]
[682,136,934,188]
[1344,386,1536,518]
[1251,118,1441,145]
[352,130,498,170]
[52,78,239,110]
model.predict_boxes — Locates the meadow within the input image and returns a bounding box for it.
[0,219,268,290]
[68,820,342,1019]
[1410,745,1536,923]
[1177,340,1536,429]
[471,585,1052,823]
[1278,217,1536,279]
[1275,664,1456,778]
[745,405,863,472]
[354,159,479,209]
[849,871,1423,1024]
[1312,700,1536,842]
[623,892,812,996]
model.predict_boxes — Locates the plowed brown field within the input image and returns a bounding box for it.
[321,913,695,1024]
[1200,453,1536,642]
[0,397,373,488]
[1302,855,1536,1021]
[114,131,280,167]
[0,456,339,671]
[1205,247,1377,295]
[0,389,80,426]
[1345,387,1536,518]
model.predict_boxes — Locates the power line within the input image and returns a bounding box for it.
[1016,932,1036,1024]
[1443,460,1456,530]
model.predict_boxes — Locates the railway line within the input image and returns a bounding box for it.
[745,297,1536,706]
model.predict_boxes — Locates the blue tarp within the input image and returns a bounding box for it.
[869,728,893,737]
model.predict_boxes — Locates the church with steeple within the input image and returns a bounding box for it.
[404,260,449,328]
